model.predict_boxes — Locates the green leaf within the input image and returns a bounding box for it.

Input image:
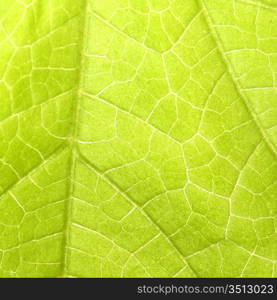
[0,0,276,278]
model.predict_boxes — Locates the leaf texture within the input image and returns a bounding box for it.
[0,0,277,277]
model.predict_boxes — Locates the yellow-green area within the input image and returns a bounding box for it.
[0,0,276,277]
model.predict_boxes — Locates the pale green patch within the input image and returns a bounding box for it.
[0,0,276,278]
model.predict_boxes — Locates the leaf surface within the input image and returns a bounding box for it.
[0,0,277,277]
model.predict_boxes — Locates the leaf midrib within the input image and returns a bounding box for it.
[61,0,90,277]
